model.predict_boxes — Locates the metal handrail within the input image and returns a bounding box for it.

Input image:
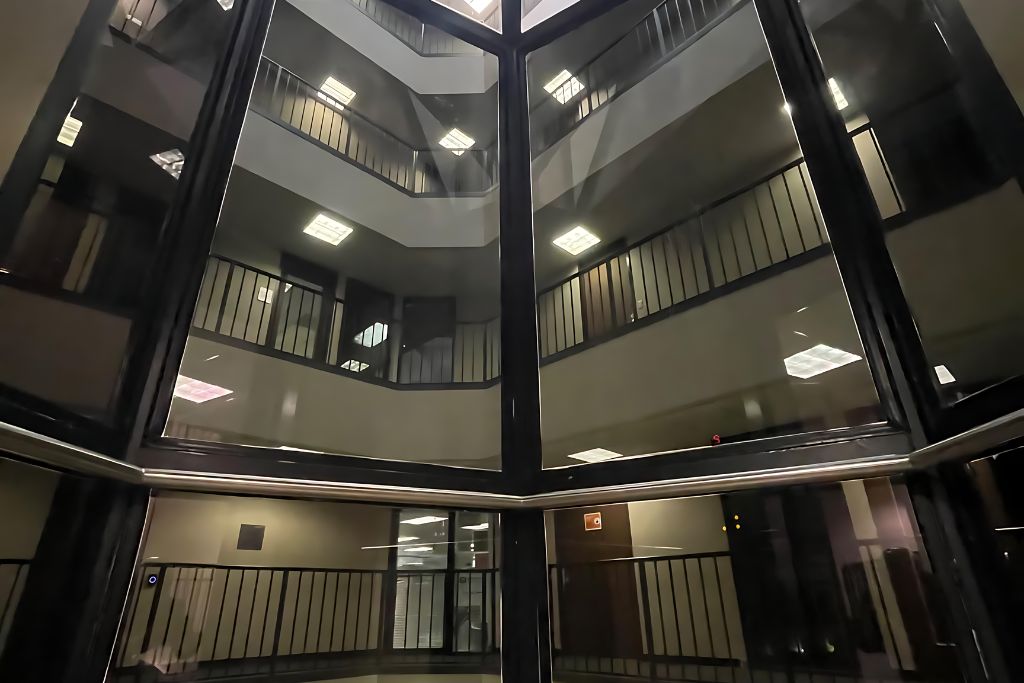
[346,0,485,56]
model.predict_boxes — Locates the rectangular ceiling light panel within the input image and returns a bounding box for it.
[318,77,356,109]
[461,523,489,531]
[934,364,956,385]
[58,115,83,147]
[217,0,235,9]
[439,128,475,156]
[567,448,623,463]
[304,213,353,245]
[784,344,862,379]
[354,322,389,348]
[401,515,447,525]
[151,149,185,179]
[340,360,369,372]
[553,225,601,255]
[544,69,585,104]
[173,375,233,403]
[828,77,849,110]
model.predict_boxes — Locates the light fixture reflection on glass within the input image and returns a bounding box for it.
[257,286,274,304]
[828,77,849,110]
[173,375,233,403]
[934,364,956,385]
[782,102,793,116]
[543,69,584,104]
[784,344,862,379]
[340,359,369,372]
[439,128,475,156]
[567,448,623,463]
[58,100,83,147]
[553,225,601,256]
[397,536,418,542]
[318,77,356,109]
[401,515,447,525]
[126,14,144,25]
[401,546,433,553]
[461,523,489,531]
[150,149,185,179]
[354,322,389,348]
[303,213,353,246]
[217,0,235,9]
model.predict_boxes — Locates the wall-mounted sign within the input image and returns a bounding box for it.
[583,512,602,531]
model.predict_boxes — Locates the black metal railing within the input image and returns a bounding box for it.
[0,560,30,657]
[550,548,922,683]
[347,0,484,56]
[536,124,900,360]
[113,563,498,676]
[531,0,746,152]
[250,58,498,196]
[192,255,501,387]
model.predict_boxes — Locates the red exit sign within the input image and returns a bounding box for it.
[583,512,603,531]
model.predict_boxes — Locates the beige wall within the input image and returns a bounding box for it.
[166,335,501,467]
[0,0,90,182]
[144,492,392,569]
[0,459,59,559]
[0,285,131,416]
[627,496,730,557]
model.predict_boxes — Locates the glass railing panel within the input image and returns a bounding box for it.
[528,1,882,468]
[0,0,236,424]
[545,477,965,683]
[800,0,1024,405]
[110,491,500,683]
[164,2,501,468]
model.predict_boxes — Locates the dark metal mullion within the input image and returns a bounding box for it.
[753,0,933,439]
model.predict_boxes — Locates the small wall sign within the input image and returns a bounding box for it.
[583,512,603,531]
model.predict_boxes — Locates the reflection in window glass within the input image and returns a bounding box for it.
[164,2,501,467]
[0,0,236,422]
[527,1,881,467]
[545,477,963,683]
[427,0,502,32]
[111,492,499,682]
[800,0,1024,403]
[0,458,60,659]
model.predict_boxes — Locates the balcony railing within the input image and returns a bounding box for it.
[190,125,899,391]
[531,0,746,152]
[250,58,499,197]
[347,0,485,56]
[113,562,498,678]
[192,255,501,388]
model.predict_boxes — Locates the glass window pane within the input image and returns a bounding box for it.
[0,458,60,659]
[111,491,500,679]
[545,477,965,683]
[527,2,882,468]
[0,0,237,423]
[164,2,501,468]
[799,0,1024,404]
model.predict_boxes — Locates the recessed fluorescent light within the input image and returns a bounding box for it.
[402,546,433,553]
[399,560,423,566]
[58,112,83,147]
[217,0,235,9]
[934,364,956,385]
[567,448,623,463]
[340,359,369,372]
[354,322,389,348]
[401,515,447,525]
[150,149,185,179]
[461,523,489,531]
[257,286,274,304]
[796,306,808,313]
[126,14,144,25]
[543,69,585,104]
[204,355,220,361]
[553,225,601,256]
[439,128,474,156]
[464,0,494,12]
[793,330,807,337]
[318,77,356,109]
[397,536,419,542]
[828,77,849,110]
[173,375,233,403]
[303,213,353,246]
[784,344,862,379]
